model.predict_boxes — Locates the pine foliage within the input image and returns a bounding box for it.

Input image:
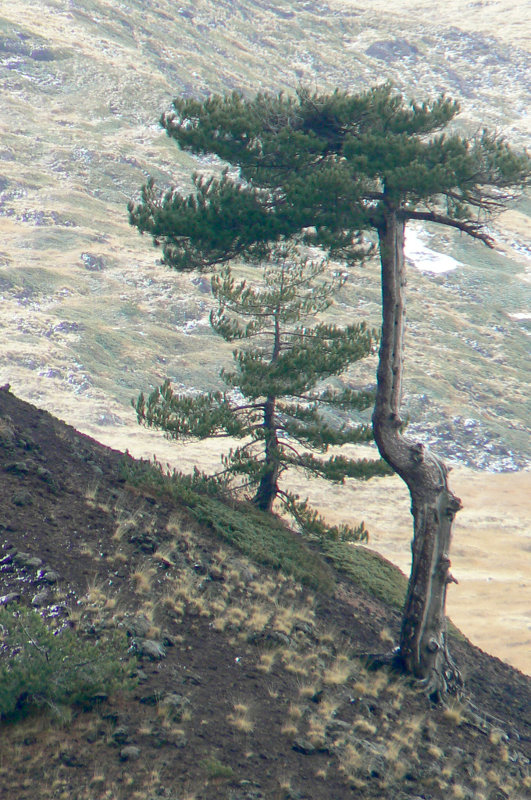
[129,83,530,269]
[134,245,390,533]
[0,605,129,720]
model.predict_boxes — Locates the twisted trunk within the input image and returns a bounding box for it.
[372,204,463,700]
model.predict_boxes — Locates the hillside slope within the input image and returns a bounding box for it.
[0,0,529,469]
[0,386,529,799]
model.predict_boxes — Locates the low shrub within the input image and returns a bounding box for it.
[0,605,131,720]
[121,457,335,592]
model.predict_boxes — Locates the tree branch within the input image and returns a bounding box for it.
[403,210,494,247]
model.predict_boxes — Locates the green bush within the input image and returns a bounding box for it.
[0,605,130,720]
[202,756,234,780]
[322,541,408,609]
[121,457,335,592]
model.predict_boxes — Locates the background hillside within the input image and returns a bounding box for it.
[0,0,529,669]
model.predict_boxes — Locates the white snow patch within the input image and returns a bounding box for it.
[405,228,461,274]
[508,312,531,321]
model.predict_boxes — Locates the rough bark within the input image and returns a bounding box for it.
[253,311,282,512]
[253,395,280,512]
[372,203,463,700]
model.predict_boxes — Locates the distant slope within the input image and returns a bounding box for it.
[0,0,529,470]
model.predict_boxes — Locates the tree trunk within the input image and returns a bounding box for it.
[253,309,282,513]
[372,204,463,700]
[253,396,280,512]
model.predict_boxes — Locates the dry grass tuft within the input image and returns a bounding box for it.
[228,702,254,733]
[323,657,352,686]
[281,722,299,737]
[257,651,277,673]
[442,702,465,726]
[131,564,155,594]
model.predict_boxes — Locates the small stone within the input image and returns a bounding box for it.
[12,490,33,507]
[0,592,20,606]
[112,726,129,744]
[119,745,140,761]
[31,590,50,607]
[135,638,166,660]
[0,554,13,565]
[14,552,43,569]
[42,570,60,584]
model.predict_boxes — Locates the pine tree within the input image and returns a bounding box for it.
[134,244,389,537]
[129,83,530,698]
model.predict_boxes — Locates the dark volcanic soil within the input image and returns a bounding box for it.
[0,386,529,799]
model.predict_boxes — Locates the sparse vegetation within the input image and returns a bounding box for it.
[0,362,529,800]
[121,456,335,591]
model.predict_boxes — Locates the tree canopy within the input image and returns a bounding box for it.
[129,83,529,272]
[129,82,530,698]
[134,244,389,534]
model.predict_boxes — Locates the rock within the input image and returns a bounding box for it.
[31,590,50,607]
[135,638,166,660]
[126,614,151,637]
[292,738,329,755]
[191,276,211,293]
[128,531,158,553]
[158,693,191,722]
[326,719,352,734]
[138,692,159,705]
[0,592,20,606]
[247,630,291,648]
[208,566,225,582]
[112,726,129,745]
[182,672,202,685]
[36,465,56,486]
[88,692,108,706]
[60,749,86,767]
[171,730,187,748]
[4,460,30,475]
[13,552,43,569]
[81,252,106,271]
[42,570,60,584]
[11,490,33,507]
[119,745,140,761]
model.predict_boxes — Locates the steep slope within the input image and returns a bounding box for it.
[0,385,530,799]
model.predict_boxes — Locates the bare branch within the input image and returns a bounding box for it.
[402,210,495,247]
